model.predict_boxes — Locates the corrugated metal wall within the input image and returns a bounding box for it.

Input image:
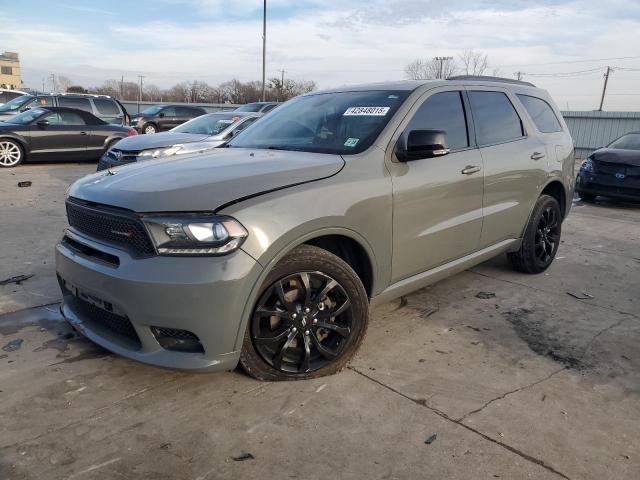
[561,111,640,159]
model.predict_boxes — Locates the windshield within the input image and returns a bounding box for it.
[228,90,409,154]
[0,95,34,113]
[172,113,242,135]
[235,103,263,112]
[608,133,640,150]
[140,105,165,116]
[6,107,47,125]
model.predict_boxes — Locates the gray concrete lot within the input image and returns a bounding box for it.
[1,163,639,480]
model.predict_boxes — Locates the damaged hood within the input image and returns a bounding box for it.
[68,148,344,212]
[591,148,640,167]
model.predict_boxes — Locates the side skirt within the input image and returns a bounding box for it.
[370,238,518,307]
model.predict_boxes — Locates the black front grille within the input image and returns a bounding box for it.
[74,297,141,348]
[66,199,155,256]
[109,148,140,163]
[595,160,626,176]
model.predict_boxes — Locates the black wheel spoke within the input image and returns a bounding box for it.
[317,279,338,301]
[317,298,351,319]
[301,334,312,372]
[254,327,291,346]
[255,306,287,318]
[274,280,293,309]
[310,331,338,360]
[298,272,312,305]
[315,321,350,337]
[272,330,298,370]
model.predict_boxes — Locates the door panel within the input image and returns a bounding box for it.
[28,111,89,159]
[390,90,484,282]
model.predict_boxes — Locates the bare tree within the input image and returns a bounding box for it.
[459,49,489,76]
[144,84,161,102]
[405,58,457,80]
[57,75,73,92]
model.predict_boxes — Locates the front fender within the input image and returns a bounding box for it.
[0,132,29,154]
[103,134,126,150]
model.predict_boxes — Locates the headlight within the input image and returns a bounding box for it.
[580,158,594,173]
[138,142,218,159]
[143,215,248,256]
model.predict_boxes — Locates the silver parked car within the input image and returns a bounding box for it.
[97,111,261,170]
[56,77,574,380]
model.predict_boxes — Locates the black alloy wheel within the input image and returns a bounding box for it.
[240,245,369,381]
[534,204,560,264]
[508,194,562,274]
[251,271,353,373]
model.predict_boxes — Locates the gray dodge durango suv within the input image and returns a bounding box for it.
[56,77,574,381]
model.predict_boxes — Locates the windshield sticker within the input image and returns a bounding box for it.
[344,138,360,147]
[219,119,234,124]
[343,106,390,116]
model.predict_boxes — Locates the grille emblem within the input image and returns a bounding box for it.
[114,150,123,160]
[615,172,626,179]
[110,229,134,238]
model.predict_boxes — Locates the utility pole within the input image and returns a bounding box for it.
[515,71,524,81]
[120,75,124,100]
[261,0,267,102]
[137,74,145,114]
[279,69,286,100]
[41,78,45,93]
[49,73,56,92]
[598,66,612,111]
[434,56,453,79]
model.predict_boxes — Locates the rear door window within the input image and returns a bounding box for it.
[57,97,92,112]
[406,91,469,150]
[161,107,176,116]
[93,98,120,115]
[468,91,524,146]
[516,94,562,133]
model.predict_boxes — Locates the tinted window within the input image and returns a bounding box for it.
[233,117,257,133]
[516,95,562,133]
[262,104,277,113]
[161,107,176,116]
[229,90,409,155]
[173,113,242,135]
[235,103,263,112]
[0,94,33,112]
[406,91,468,150]
[57,97,92,112]
[24,96,54,109]
[468,91,524,146]
[176,106,201,117]
[608,133,640,150]
[58,111,86,125]
[93,98,120,115]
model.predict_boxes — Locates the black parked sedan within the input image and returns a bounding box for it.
[129,105,207,134]
[576,132,640,202]
[0,107,137,168]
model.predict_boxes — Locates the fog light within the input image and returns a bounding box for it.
[151,326,204,353]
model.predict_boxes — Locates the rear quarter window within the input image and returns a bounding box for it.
[93,98,120,115]
[57,97,93,112]
[516,94,563,133]
[468,91,524,146]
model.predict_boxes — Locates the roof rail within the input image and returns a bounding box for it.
[55,92,113,98]
[447,75,535,87]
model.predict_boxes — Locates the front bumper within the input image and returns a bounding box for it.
[576,172,640,201]
[56,230,263,371]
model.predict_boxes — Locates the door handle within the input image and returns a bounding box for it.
[79,131,88,135]
[461,165,481,175]
[531,152,545,160]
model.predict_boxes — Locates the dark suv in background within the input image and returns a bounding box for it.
[234,102,279,113]
[0,93,129,125]
[130,105,207,134]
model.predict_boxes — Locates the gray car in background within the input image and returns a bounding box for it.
[55,77,574,381]
[97,111,261,170]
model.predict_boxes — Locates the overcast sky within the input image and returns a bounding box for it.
[4,0,640,110]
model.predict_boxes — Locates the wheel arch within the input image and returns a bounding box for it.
[540,179,568,219]
[0,134,28,154]
[233,227,379,351]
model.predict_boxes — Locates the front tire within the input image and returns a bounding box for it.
[577,191,597,202]
[0,139,24,168]
[142,123,157,134]
[508,194,562,274]
[240,245,369,381]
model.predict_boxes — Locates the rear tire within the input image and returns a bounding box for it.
[142,123,157,134]
[508,194,562,274]
[240,245,369,381]
[0,139,24,168]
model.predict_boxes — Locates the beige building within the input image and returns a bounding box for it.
[0,51,22,89]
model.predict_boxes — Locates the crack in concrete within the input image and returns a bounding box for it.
[349,366,572,480]
[581,316,632,360]
[467,269,639,321]
[0,375,182,451]
[458,367,566,421]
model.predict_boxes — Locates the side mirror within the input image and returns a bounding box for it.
[396,129,450,162]
[20,106,31,112]
[158,112,165,118]
[36,120,49,128]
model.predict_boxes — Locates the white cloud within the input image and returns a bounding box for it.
[9,1,640,109]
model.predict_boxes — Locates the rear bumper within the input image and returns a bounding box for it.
[576,172,640,201]
[55,230,263,371]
